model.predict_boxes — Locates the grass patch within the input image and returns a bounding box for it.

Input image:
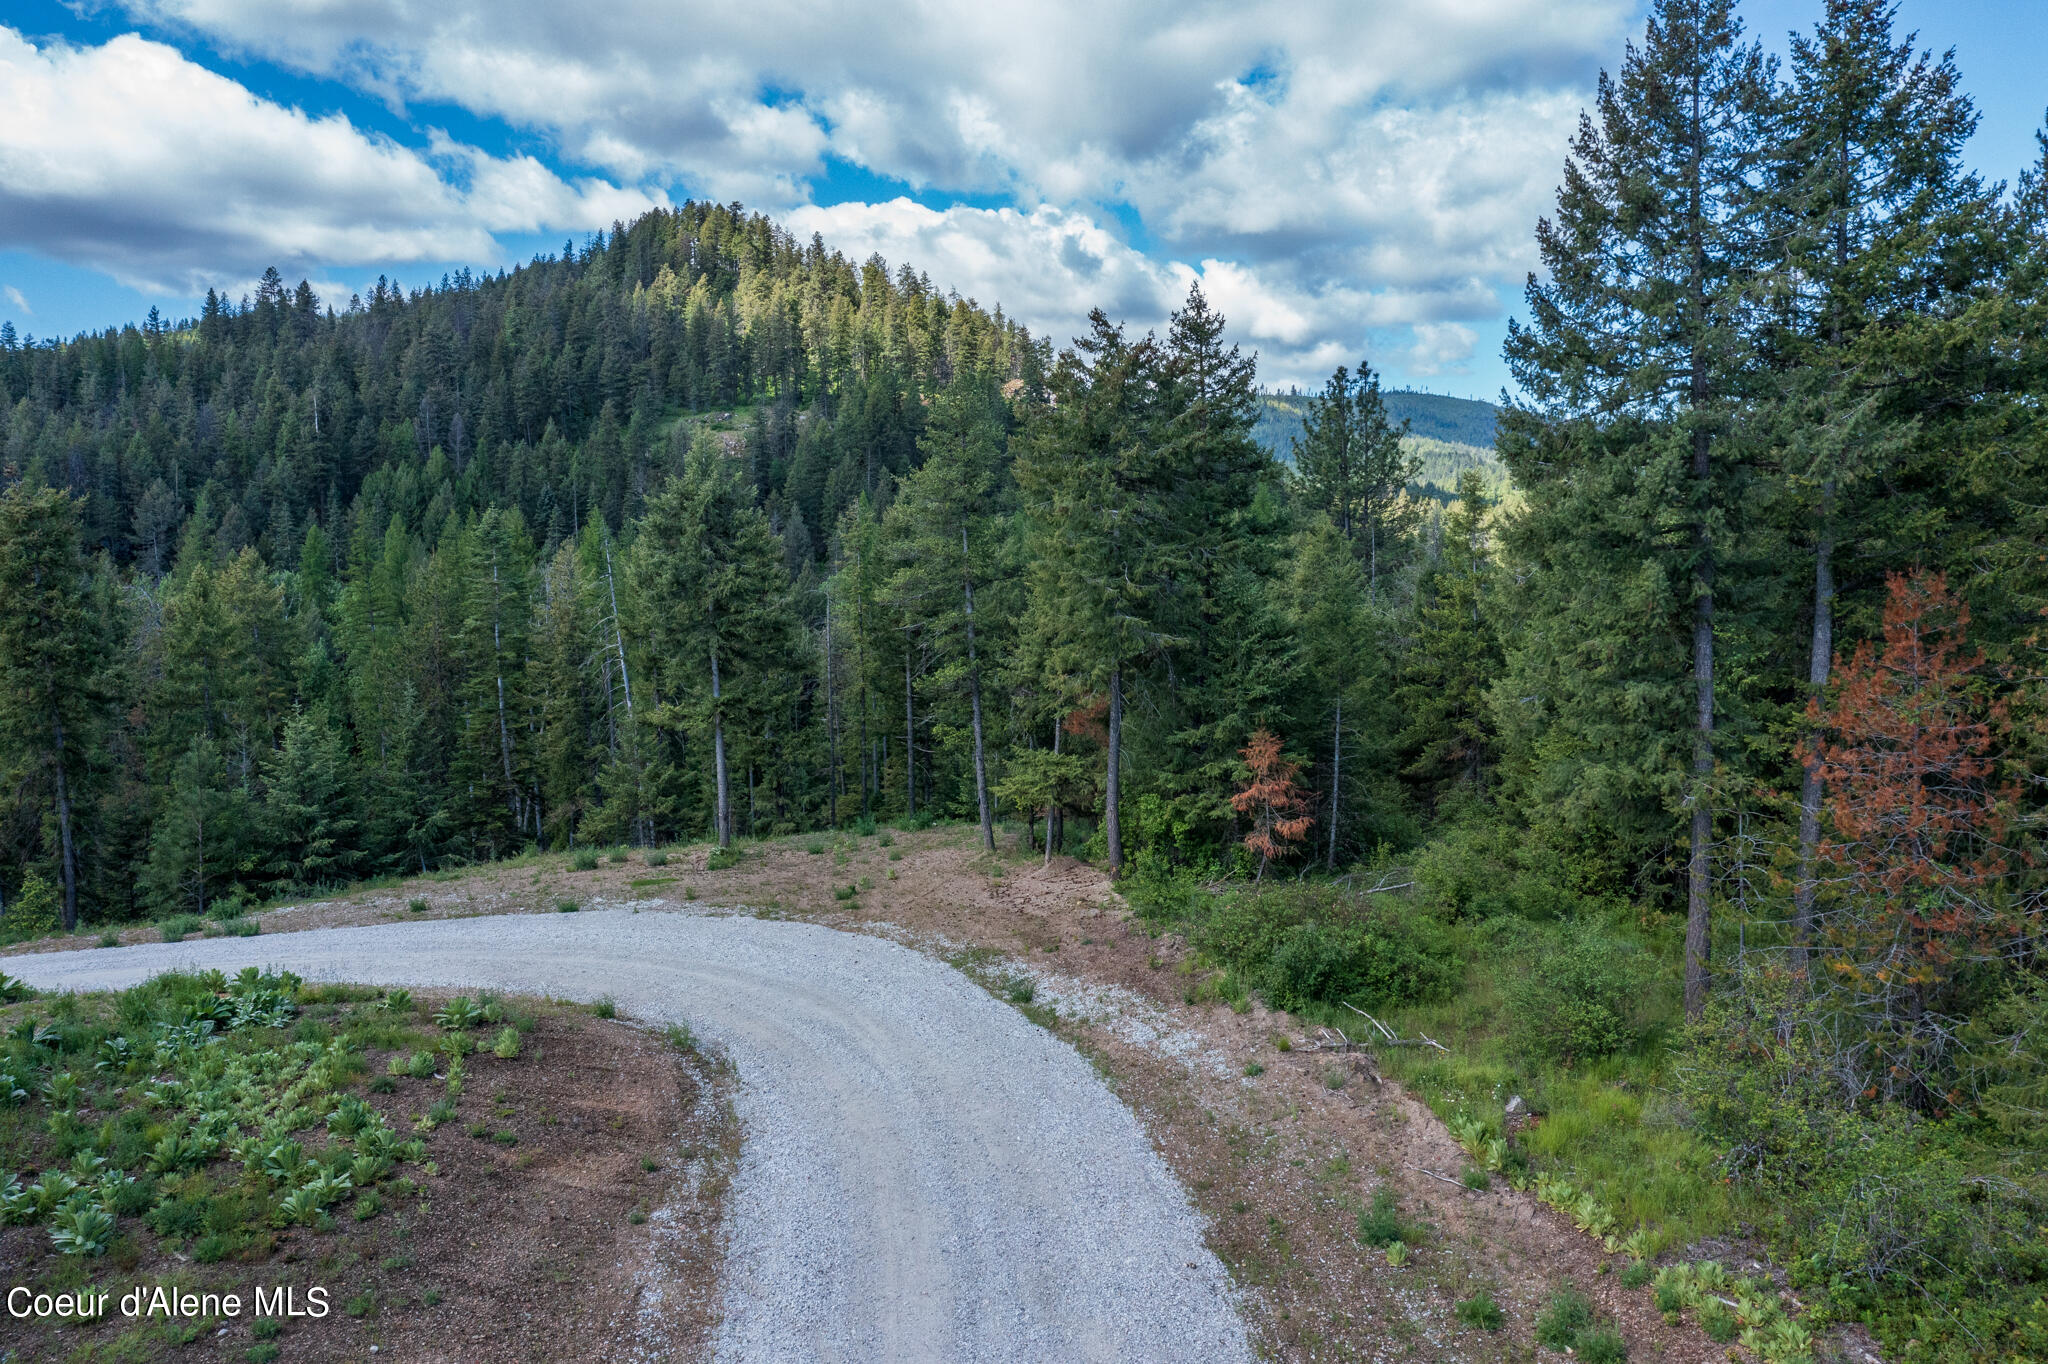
[1455,1291,1504,1329]
[568,848,599,871]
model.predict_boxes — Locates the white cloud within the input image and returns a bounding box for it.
[0,27,665,295]
[2,285,28,315]
[111,0,1629,316]
[1405,322,1481,376]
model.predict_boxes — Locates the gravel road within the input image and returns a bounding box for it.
[7,910,1251,1364]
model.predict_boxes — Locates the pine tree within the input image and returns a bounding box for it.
[1014,312,1162,873]
[1502,0,1770,1017]
[1282,519,1372,868]
[1761,0,1996,963]
[262,709,361,889]
[883,373,1012,849]
[1398,472,1501,809]
[0,487,117,929]
[1289,360,1418,600]
[636,432,796,847]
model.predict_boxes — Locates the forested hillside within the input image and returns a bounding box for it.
[1256,387,1499,451]
[1,0,2046,1355]
[1255,389,1506,502]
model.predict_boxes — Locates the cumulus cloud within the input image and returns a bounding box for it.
[110,1,1628,341]
[0,27,665,295]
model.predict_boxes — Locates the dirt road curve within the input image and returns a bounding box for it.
[7,910,1251,1364]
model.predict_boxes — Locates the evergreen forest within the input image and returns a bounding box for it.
[1,0,2046,1355]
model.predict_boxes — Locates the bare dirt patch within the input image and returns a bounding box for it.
[1,994,735,1364]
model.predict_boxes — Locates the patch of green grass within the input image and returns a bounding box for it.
[1461,1166,1490,1191]
[1535,1288,1594,1350]
[246,1345,281,1364]
[556,898,579,913]
[608,848,631,865]
[1243,1061,1264,1077]
[160,914,206,942]
[569,848,599,871]
[1356,1189,1422,1248]
[1620,1259,1653,1289]
[408,897,430,913]
[705,847,741,872]
[643,850,669,868]
[96,931,120,948]
[663,1023,697,1053]
[805,840,826,855]
[591,996,617,1019]
[833,884,858,901]
[1005,978,1036,1004]
[1455,1291,1504,1329]
[250,1317,282,1340]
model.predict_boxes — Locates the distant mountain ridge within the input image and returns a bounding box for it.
[1253,388,1499,454]
[1254,389,1504,501]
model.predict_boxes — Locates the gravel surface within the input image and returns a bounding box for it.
[7,910,1251,1364]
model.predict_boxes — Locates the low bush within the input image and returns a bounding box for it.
[1505,923,1653,1063]
[643,849,669,868]
[568,848,599,871]
[1196,886,1460,1013]
[1455,1291,1504,1330]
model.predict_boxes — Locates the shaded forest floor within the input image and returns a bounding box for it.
[10,829,1797,1363]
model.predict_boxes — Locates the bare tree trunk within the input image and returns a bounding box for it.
[1105,670,1123,874]
[1686,434,1714,1021]
[824,594,839,814]
[1792,504,1834,980]
[711,647,731,848]
[1326,696,1342,871]
[492,558,520,831]
[903,644,916,818]
[53,718,78,932]
[962,531,993,851]
[604,537,633,718]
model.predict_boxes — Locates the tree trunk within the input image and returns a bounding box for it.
[1044,720,1061,867]
[1326,696,1342,871]
[1105,669,1123,874]
[1686,434,1715,1021]
[824,594,839,813]
[1792,502,1834,980]
[604,538,633,718]
[962,532,993,851]
[903,644,916,818]
[52,717,78,932]
[493,558,520,831]
[710,646,731,848]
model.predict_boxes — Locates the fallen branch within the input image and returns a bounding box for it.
[1407,1164,1467,1189]
[1338,1003,1450,1052]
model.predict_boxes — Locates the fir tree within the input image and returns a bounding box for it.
[1503,0,1771,1017]
[0,487,117,929]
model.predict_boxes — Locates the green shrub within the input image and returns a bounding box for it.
[1454,1291,1504,1329]
[408,897,430,913]
[608,848,630,864]
[569,848,599,871]
[1356,1188,1419,1248]
[643,850,668,868]
[706,847,741,871]
[1535,1288,1593,1350]
[1578,1324,1628,1363]
[161,914,206,942]
[556,899,579,913]
[1506,924,1652,1063]
[4,870,61,936]
[1005,978,1036,1004]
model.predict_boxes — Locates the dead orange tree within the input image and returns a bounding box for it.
[1231,728,1315,882]
[1806,569,2031,1111]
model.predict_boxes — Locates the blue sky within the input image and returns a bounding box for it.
[1,0,2041,400]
